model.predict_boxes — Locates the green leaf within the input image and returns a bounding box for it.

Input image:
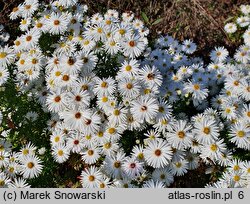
[141,12,149,24]
[224,16,234,23]
[152,18,163,25]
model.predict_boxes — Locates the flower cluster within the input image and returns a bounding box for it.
[0,0,249,188]
[224,5,250,40]
[0,140,43,188]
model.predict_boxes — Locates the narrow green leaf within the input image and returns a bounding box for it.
[224,16,234,23]
[141,12,149,24]
[152,18,163,25]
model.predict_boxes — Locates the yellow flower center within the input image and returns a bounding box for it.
[108,128,116,134]
[144,89,151,94]
[123,184,129,188]
[126,83,133,89]
[21,19,27,25]
[104,142,111,149]
[114,161,121,168]
[161,119,168,125]
[173,76,179,81]
[97,28,103,33]
[101,81,107,88]
[234,81,239,86]
[119,29,125,35]
[182,68,187,73]
[68,35,73,41]
[82,84,88,90]
[214,64,219,69]
[203,127,210,134]
[113,109,120,116]
[226,91,231,96]
[119,29,126,35]
[106,32,111,38]
[27,162,34,169]
[54,136,60,142]
[87,150,94,156]
[247,86,250,92]
[237,131,245,138]
[0,52,7,59]
[97,131,103,137]
[12,7,19,12]
[15,40,21,46]
[99,183,105,188]
[106,20,111,25]
[109,41,116,46]
[158,106,165,113]
[137,153,144,160]
[210,144,218,152]
[216,51,221,56]
[247,111,250,117]
[10,157,15,162]
[233,165,240,171]
[58,150,64,156]
[83,40,90,45]
[0,180,5,186]
[26,36,32,42]
[9,167,14,173]
[102,96,108,102]
[26,69,33,75]
[55,71,61,77]
[175,162,182,168]
[233,175,240,182]
[88,175,95,181]
[125,65,132,71]
[241,52,246,56]
[178,131,185,138]
[60,42,66,48]
[23,149,29,155]
[25,5,31,10]
[32,58,38,64]
[193,84,200,90]
[36,22,43,28]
